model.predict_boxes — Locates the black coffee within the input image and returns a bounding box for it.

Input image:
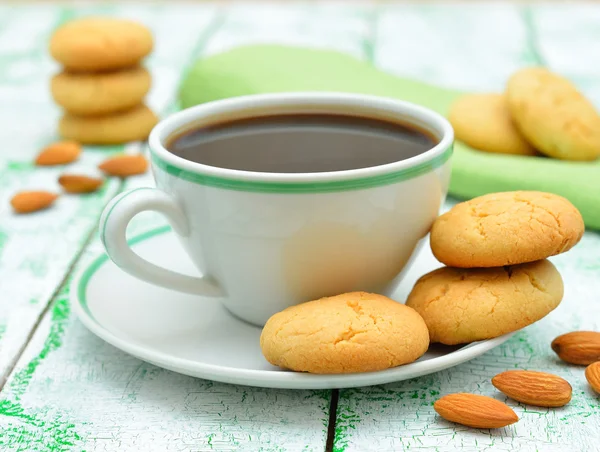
[166,114,436,173]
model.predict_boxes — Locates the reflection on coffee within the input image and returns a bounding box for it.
[166,114,437,173]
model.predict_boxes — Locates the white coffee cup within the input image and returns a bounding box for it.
[99,92,453,326]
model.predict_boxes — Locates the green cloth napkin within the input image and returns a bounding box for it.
[179,45,600,230]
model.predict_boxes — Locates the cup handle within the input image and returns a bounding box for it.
[99,187,224,297]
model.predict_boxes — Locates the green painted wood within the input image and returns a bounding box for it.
[333,4,600,451]
[0,3,598,451]
[0,3,379,450]
[0,4,125,383]
[0,2,222,381]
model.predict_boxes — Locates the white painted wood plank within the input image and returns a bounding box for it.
[0,4,370,450]
[374,3,534,92]
[0,5,125,384]
[2,3,598,451]
[0,261,330,451]
[204,1,372,58]
[334,225,600,452]
[0,2,219,386]
[335,4,600,451]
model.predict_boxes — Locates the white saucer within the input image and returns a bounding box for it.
[73,226,514,389]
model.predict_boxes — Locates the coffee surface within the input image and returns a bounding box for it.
[167,114,436,173]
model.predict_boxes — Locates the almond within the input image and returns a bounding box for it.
[10,191,58,213]
[434,393,518,429]
[551,331,600,365]
[492,370,571,407]
[98,154,148,177]
[58,174,104,194]
[35,140,81,166]
[585,362,600,393]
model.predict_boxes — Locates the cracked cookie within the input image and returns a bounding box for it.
[260,292,429,374]
[50,17,153,72]
[51,66,151,115]
[406,260,563,345]
[430,191,584,268]
[448,93,536,156]
[507,67,600,161]
[59,104,158,144]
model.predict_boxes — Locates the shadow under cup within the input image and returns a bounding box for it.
[142,93,454,325]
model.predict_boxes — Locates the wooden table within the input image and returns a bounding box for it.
[0,2,599,451]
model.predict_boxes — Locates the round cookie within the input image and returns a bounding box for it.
[260,292,429,374]
[50,17,153,71]
[430,191,584,268]
[51,66,151,115]
[406,260,563,345]
[59,104,158,145]
[507,67,600,161]
[448,93,536,156]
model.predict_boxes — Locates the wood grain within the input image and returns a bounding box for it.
[334,4,600,451]
[0,3,369,450]
[0,2,598,451]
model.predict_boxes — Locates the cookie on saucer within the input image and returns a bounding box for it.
[507,67,600,161]
[260,292,429,374]
[51,66,151,115]
[59,104,158,144]
[430,191,584,268]
[50,17,153,71]
[448,93,536,156]
[406,260,563,345]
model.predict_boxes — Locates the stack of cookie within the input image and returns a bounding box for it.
[449,67,600,161]
[258,191,585,374]
[406,191,585,345]
[49,17,158,144]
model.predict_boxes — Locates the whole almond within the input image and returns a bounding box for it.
[551,331,600,365]
[35,140,81,166]
[585,362,600,393]
[492,370,572,407]
[58,174,104,194]
[98,154,148,177]
[434,393,518,429]
[10,191,58,213]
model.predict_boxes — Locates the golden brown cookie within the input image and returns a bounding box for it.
[260,292,429,374]
[59,104,158,145]
[448,93,536,156]
[430,191,584,268]
[507,67,600,161]
[49,17,153,71]
[406,260,563,345]
[51,66,151,115]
